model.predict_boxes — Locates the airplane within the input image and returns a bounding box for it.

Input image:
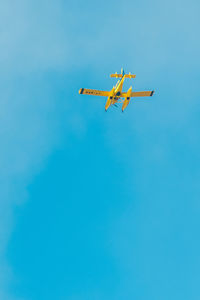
[79,68,155,112]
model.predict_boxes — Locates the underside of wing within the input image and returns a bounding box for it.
[120,91,154,98]
[131,91,155,97]
[79,88,110,97]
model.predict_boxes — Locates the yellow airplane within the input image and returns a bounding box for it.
[79,69,155,112]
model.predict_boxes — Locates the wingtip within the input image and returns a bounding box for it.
[150,90,155,96]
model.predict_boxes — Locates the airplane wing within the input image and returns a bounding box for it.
[79,88,110,97]
[121,91,154,98]
[131,91,154,97]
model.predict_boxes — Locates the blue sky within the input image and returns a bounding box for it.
[1,0,200,299]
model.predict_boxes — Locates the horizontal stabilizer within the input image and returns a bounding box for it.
[110,73,136,79]
[110,73,123,78]
[124,74,136,79]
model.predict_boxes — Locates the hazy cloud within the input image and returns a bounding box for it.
[0,0,74,298]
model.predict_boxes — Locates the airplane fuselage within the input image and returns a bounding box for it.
[105,75,127,110]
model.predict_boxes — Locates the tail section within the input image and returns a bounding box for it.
[110,69,136,79]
